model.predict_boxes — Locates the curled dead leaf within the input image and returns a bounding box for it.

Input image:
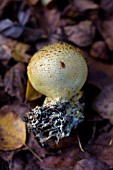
[64,20,95,47]
[96,19,113,51]
[25,79,42,101]
[4,62,26,102]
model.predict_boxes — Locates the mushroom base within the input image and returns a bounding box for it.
[23,100,84,147]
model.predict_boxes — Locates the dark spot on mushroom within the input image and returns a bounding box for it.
[60,61,65,68]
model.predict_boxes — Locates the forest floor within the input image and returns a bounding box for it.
[0,0,113,170]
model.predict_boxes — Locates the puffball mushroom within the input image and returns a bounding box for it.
[24,42,88,147]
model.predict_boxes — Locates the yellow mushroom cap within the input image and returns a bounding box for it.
[27,42,88,101]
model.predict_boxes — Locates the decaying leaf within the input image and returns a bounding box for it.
[4,62,26,102]
[62,0,98,18]
[0,19,13,32]
[100,0,113,16]
[0,111,26,151]
[44,8,60,33]
[87,57,113,89]
[0,44,11,65]
[96,18,113,51]
[0,18,24,38]
[90,41,109,61]
[64,20,95,47]
[74,158,109,170]
[0,34,17,49]
[86,56,113,123]
[17,9,31,26]
[86,127,113,168]
[92,85,113,124]
[25,79,42,101]
[0,104,29,117]
[73,0,98,13]
[9,149,41,170]
[39,146,80,170]
[22,27,47,42]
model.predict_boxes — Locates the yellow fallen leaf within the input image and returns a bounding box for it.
[0,112,26,151]
[11,43,31,63]
[25,79,42,101]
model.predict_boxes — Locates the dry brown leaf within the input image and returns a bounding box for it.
[90,41,109,61]
[73,0,98,12]
[0,34,17,50]
[100,0,113,16]
[96,19,113,51]
[40,146,80,170]
[87,57,113,89]
[44,8,60,33]
[25,79,42,101]
[92,85,113,124]
[4,62,26,102]
[64,20,95,47]
[0,44,11,65]
[62,0,98,19]
[86,128,113,168]
[87,56,113,124]
[74,158,109,170]
[0,104,29,117]
[0,111,26,151]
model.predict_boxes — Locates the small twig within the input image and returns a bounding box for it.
[24,143,43,162]
[77,134,85,152]
[109,139,112,146]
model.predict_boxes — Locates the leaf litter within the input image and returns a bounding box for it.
[0,0,113,169]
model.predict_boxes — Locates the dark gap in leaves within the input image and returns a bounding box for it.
[0,157,9,170]
[12,150,32,165]
[7,58,17,67]
[84,84,101,108]
[94,0,101,4]
[24,44,37,56]
[56,0,70,11]
[1,1,21,21]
